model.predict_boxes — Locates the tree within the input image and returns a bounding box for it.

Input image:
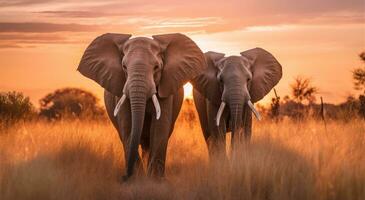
[290,76,318,104]
[352,52,365,118]
[0,91,35,124]
[269,88,281,121]
[39,88,105,120]
[352,52,365,94]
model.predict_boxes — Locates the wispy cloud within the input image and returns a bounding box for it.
[141,17,223,29]
[36,10,143,18]
[0,21,102,47]
[0,32,85,48]
[0,33,65,40]
[0,0,51,7]
[0,44,23,48]
[0,22,101,47]
[0,22,101,33]
[0,0,363,47]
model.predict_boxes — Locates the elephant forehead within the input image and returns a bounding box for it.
[224,56,244,64]
[124,37,160,52]
[224,56,250,70]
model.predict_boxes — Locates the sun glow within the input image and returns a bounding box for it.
[183,82,193,99]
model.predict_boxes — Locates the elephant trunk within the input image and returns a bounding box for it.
[125,72,147,178]
[227,83,246,147]
[229,99,244,147]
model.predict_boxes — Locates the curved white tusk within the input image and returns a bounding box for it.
[152,94,161,120]
[216,102,226,126]
[113,94,126,117]
[247,100,262,121]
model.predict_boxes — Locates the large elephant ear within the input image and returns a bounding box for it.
[152,33,207,98]
[77,33,131,97]
[241,48,282,102]
[191,51,225,106]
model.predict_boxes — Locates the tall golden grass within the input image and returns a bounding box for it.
[0,102,364,200]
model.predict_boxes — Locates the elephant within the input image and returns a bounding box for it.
[192,48,282,158]
[77,33,206,180]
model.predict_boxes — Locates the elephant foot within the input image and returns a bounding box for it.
[120,174,134,184]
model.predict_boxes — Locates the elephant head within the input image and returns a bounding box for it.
[192,48,282,140]
[77,33,206,178]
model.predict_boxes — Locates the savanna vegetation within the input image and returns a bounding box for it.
[0,101,364,200]
[0,52,364,199]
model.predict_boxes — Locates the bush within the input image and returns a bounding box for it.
[0,91,35,124]
[359,95,365,118]
[39,88,106,120]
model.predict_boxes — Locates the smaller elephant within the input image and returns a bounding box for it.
[192,48,282,158]
[77,33,206,180]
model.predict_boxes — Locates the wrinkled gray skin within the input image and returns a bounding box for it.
[104,37,177,179]
[104,87,183,179]
[193,56,253,157]
[192,49,282,158]
[77,33,206,180]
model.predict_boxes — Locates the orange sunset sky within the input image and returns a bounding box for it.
[0,0,364,106]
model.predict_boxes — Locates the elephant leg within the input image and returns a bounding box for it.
[193,89,211,141]
[242,105,252,140]
[104,90,120,131]
[194,89,227,160]
[104,91,144,178]
[170,87,184,133]
[147,95,174,178]
[140,113,152,170]
[206,101,227,160]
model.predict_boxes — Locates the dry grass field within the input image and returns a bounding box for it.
[0,102,364,200]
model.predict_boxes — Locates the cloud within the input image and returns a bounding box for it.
[0,0,363,48]
[0,33,66,40]
[36,10,140,18]
[0,44,22,48]
[0,22,101,33]
[0,0,110,7]
[17,0,362,36]
[0,0,50,7]
[0,32,91,48]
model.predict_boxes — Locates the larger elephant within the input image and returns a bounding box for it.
[77,33,206,180]
[192,48,282,158]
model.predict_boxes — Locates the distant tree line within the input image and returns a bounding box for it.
[265,51,365,121]
[0,88,106,126]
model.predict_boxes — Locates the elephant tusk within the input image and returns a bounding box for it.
[247,100,262,121]
[216,102,226,126]
[152,94,161,120]
[113,94,126,117]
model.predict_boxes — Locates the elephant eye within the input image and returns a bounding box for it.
[122,64,127,71]
[154,65,160,71]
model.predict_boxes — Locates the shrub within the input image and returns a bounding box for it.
[39,88,105,120]
[0,91,35,124]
